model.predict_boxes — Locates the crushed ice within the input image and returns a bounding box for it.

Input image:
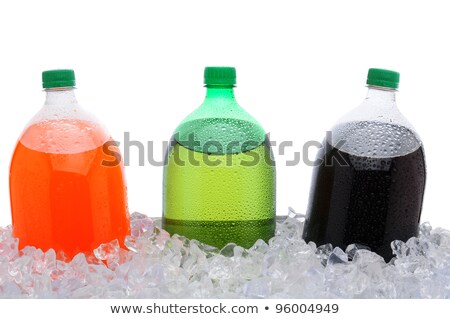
[0,208,449,298]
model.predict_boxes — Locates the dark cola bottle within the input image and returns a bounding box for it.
[303,68,426,261]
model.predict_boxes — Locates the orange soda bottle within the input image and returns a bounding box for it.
[9,69,130,259]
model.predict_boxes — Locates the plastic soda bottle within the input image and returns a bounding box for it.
[163,67,276,248]
[9,69,130,258]
[303,68,426,261]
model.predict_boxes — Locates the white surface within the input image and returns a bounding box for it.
[0,0,448,229]
[1,300,448,319]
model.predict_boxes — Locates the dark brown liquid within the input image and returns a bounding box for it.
[303,140,426,261]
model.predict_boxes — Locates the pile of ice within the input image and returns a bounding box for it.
[1,209,449,298]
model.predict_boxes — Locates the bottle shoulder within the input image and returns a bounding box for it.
[328,96,424,157]
[18,104,110,154]
[173,101,267,154]
[29,102,102,126]
[330,120,423,158]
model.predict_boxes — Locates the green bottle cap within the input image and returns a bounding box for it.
[42,69,76,89]
[366,68,400,89]
[204,67,236,85]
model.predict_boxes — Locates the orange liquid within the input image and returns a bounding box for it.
[10,119,130,259]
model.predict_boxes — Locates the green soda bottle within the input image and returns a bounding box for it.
[162,67,276,248]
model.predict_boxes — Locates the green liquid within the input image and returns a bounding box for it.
[162,138,276,248]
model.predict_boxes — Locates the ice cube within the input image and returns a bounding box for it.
[249,239,269,255]
[328,247,348,265]
[243,277,272,298]
[346,243,371,260]
[130,212,154,237]
[220,243,237,257]
[316,243,333,266]
[419,222,432,236]
[94,239,120,261]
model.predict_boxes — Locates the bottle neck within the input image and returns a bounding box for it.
[205,85,236,100]
[365,86,397,105]
[44,87,78,106]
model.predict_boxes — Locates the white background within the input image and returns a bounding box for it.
[0,0,449,230]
